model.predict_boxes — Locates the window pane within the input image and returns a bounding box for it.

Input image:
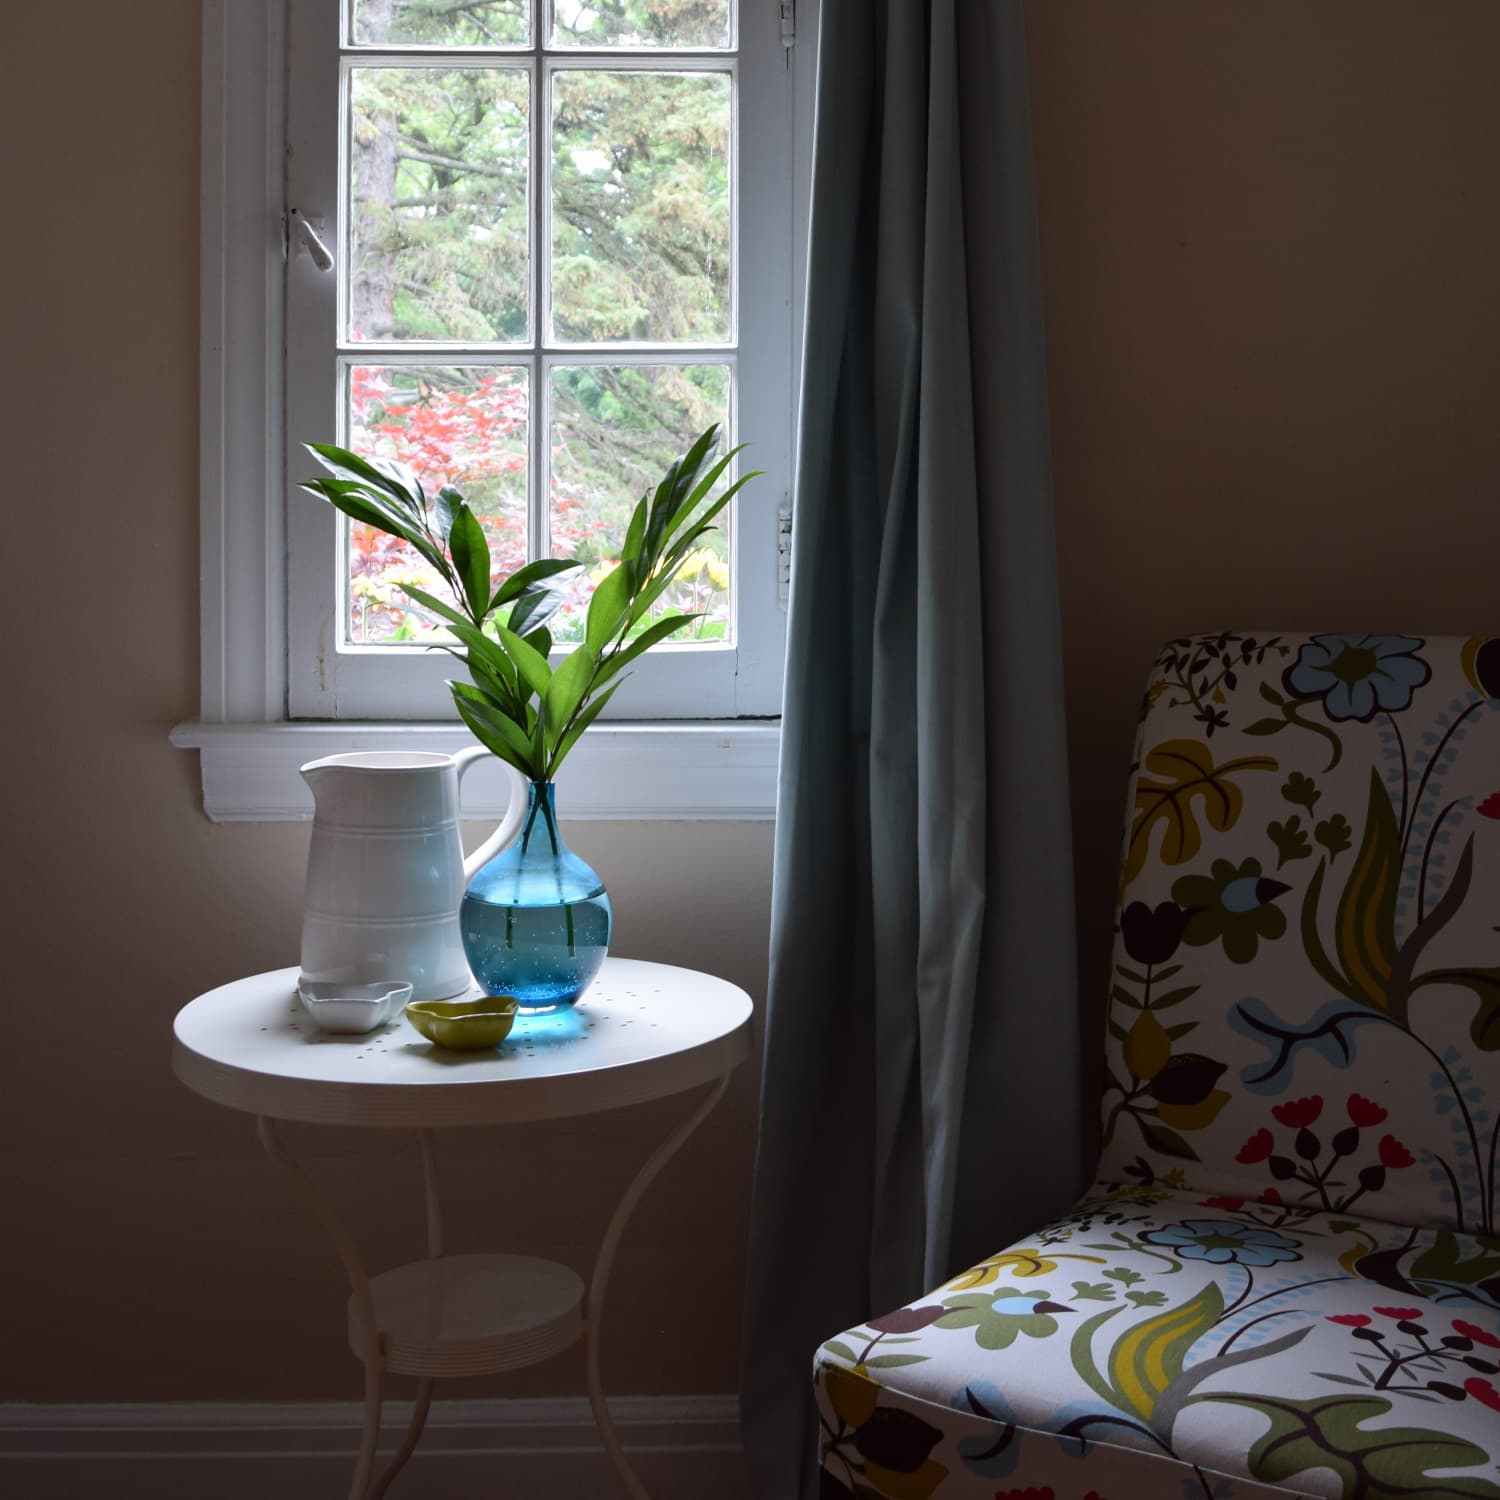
[550,71,731,344]
[548,363,731,645]
[351,0,531,47]
[550,0,731,49]
[344,364,529,644]
[348,67,530,343]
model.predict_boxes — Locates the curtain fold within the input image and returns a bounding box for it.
[739,3,1083,1496]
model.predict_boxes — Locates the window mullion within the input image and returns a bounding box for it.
[531,37,549,568]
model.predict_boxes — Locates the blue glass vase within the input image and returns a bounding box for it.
[460,780,612,1012]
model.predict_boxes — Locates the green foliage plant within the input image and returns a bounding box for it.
[300,425,757,783]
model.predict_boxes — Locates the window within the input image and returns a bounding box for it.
[178,0,811,819]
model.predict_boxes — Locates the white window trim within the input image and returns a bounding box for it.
[177,0,816,822]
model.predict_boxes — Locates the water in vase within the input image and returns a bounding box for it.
[461,889,612,1011]
[460,780,613,1012]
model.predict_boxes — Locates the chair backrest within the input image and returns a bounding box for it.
[1095,632,1500,1234]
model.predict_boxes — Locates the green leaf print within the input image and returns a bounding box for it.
[1209,1392,1500,1498]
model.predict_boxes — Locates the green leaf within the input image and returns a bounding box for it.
[862,1354,929,1369]
[664,466,759,555]
[449,683,536,772]
[645,425,718,552]
[497,625,553,701]
[487,558,580,615]
[400,581,469,630]
[585,561,634,656]
[1151,985,1200,1010]
[1315,813,1353,861]
[508,581,568,637]
[1413,966,1500,1050]
[595,613,701,686]
[305,442,425,512]
[626,559,702,627]
[543,643,596,740]
[1107,1281,1223,1422]
[1268,814,1313,868]
[1124,739,1279,888]
[1207,1392,1500,1498]
[453,695,534,779]
[1410,1228,1500,1286]
[1332,768,1402,1010]
[1243,719,1287,737]
[662,447,740,537]
[447,503,491,622]
[447,621,517,685]
[522,626,552,661]
[464,649,520,715]
[1071,1281,1117,1301]
[299,477,448,577]
[434,485,464,545]
[549,679,623,773]
[620,494,649,566]
[1139,1119,1199,1160]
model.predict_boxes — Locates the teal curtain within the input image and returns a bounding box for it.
[739,3,1082,1495]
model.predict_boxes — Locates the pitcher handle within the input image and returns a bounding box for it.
[452,746,529,881]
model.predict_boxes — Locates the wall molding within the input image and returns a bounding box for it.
[0,1394,746,1500]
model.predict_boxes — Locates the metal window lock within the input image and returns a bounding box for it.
[289,209,335,273]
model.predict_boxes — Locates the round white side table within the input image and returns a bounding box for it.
[172,959,753,1500]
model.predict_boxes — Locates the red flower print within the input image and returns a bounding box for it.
[1454,1319,1500,1349]
[1374,1306,1425,1321]
[1379,1135,1416,1169]
[1237,1128,1275,1164]
[1346,1093,1388,1128]
[1257,1187,1283,1205]
[1477,792,1500,820]
[1328,1314,1372,1326]
[1272,1096,1323,1128]
[1465,1377,1500,1412]
[1199,1196,1244,1210]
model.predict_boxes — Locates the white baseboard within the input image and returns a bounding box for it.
[0,1394,747,1500]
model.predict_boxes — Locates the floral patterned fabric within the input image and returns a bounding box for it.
[817,634,1500,1499]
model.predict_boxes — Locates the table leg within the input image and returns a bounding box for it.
[365,1130,444,1498]
[256,1116,385,1500]
[583,1075,732,1500]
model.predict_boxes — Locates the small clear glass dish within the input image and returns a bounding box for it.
[296,979,413,1034]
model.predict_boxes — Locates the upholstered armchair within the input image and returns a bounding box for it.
[816,633,1500,1500]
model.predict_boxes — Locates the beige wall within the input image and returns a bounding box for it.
[7,0,1498,1401]
[1028,0,1500,1115]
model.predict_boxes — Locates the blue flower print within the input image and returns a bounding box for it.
[1139,1218,1301,1267]
[1283,634,1430,722]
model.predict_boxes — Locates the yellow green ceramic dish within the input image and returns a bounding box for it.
[405,996,519,1050]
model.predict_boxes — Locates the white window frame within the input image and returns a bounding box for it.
[174,0,815,821]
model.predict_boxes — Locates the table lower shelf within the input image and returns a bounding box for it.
[351,1253,584,1378]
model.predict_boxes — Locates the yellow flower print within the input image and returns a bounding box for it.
[945,1247,1105,1291]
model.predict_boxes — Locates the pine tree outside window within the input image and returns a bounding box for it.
[179,0,808,819]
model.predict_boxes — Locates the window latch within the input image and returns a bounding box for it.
[288,209,335,273]
[777,498,793,606]
[779,0,795,66]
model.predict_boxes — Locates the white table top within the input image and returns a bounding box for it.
[173,960,753,1129]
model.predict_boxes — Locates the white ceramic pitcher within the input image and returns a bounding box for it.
[298,747,527,1002]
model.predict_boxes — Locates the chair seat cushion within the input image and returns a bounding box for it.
[815,1185,1500,1499]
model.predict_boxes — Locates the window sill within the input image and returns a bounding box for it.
[170,720,780,822]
